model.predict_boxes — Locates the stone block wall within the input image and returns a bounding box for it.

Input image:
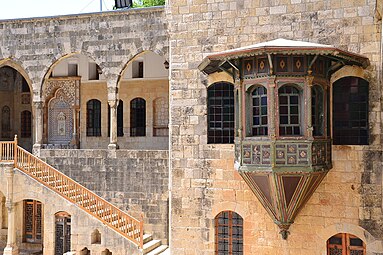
[40,149,169,243]
[166,0,382,254]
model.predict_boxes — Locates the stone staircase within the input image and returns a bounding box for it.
[0,138,168,254]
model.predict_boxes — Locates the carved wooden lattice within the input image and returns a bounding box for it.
[24,200,42,243]
[55,214,71,255]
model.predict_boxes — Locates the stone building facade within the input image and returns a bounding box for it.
[0,1,382,255]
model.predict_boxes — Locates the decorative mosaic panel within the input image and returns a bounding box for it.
[275,143,309,166]
[43,79,79,106]
[256,57,269,74]
[242,143,271,166]
[276,56,289,73]
[292,56,305,73]
[48,89,73,144]
[243,58,254,76]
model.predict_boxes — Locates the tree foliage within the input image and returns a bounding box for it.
[133,0,165,7]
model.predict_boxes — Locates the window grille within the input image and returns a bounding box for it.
[130,98,146,136]
[333,77,368,145]
[279,86,301,136]
[86,99,101,136]
[215,211,243,255]
[207,82,234,144]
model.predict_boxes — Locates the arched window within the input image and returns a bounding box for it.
[108,100,124,137]
[279,85,301,136]
[215,211,243,255]
[251,86,267,136]
[86,99,101,137]
[333,77,368,145]
[130,98,146,137]
[312,85,324,136]
[20,110,32,138]
[207,82,234,144]
[327,233,365,255]
[153,97,169,137]
[2,106,11,138]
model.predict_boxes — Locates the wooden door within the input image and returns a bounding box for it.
[24,200,42,243]
[327,233,365,255]
[55,212,71,255]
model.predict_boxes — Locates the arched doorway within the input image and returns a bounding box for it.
[0,66,33,150]
[55,211,71,255]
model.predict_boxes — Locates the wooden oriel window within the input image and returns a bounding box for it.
[333,77,369,145]
[215,211,243,255]
[327,233,365,255]
[86,99,101,137]
[251,86,268,136]
[130,98,146,136]
[20,110,32,138]
[24,200,42,243]
[279,85,301,136]
[207,82,234,144]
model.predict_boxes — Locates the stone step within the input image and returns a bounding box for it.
[143,239,161,254]
[145,245,168,255]
[143,233,153,244]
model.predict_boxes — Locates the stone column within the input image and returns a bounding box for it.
[108,100,119,150]
[70,106,80,148]
[3,163,19,255]
[32,101,44,154]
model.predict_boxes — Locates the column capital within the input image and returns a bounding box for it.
[108,99,120,109]
[33,101,44,109]
[5,201,14,211]
[306,74,314,87]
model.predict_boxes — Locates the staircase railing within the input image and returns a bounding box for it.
[0,136,144,248]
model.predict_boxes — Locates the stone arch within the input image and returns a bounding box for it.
[330,65,371,85]
[0,58,33,94]
[211,201,249,221]
[116,50,169,90]
[40,52,105,98]
[0,63,34,149]
[316,223,383,254]
[207,72,234,87]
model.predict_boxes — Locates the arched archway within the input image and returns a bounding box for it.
[116,50,169,149]
[40,53,107,149]
[0,66,33,150]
